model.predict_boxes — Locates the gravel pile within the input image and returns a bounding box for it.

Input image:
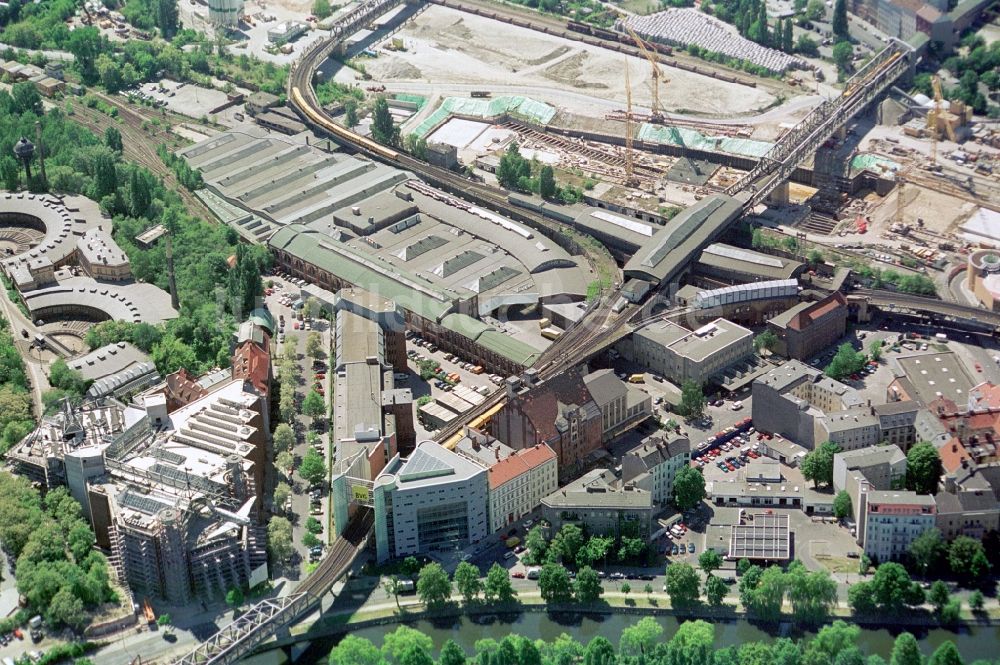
[625,9,807,74]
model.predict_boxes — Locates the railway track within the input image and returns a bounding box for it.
[69,94,215,219]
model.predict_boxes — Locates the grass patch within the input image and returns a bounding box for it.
[819,556,859,574]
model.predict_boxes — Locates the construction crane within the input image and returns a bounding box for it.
[623,24,668,123]
[926,75,956,166]
[624,58,637,187]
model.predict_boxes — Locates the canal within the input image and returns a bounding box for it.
[295,611,1000,663]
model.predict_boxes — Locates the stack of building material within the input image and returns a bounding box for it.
[625,10,806,74]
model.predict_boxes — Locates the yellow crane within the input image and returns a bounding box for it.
[624,24,668,123]
[624,58,637,187]
[926,75,955,165]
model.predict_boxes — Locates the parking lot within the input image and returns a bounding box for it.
[405,333,504,440]
[263,272,332,570]
[122,79,249,126]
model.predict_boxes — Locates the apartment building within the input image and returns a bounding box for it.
[621,433,692,506]
[816,407,882,451]
[373,441,489,562]
[454,428,557,533]
[863,491,937,562]
[541,468,653,539]
[752,361,864,448]
[493,367,650,471]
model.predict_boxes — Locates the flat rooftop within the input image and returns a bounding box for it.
[667,319,752,361]
[893,352,974,406]
[728,513,791,560]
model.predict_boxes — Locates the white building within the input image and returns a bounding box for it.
[621,434,691,506]
[618,318,753,385]
[863,490,937,562]
[373,441,489,562]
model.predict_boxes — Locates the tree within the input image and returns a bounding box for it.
[852,562,924,614]
[737,557,752,575]
[796,34,820,56]
[156,0,179,38]
[453,561,482,604]
[299,447,326,486]
[0,156,19,191]
[577,535,613,568]
[782,17,794,52]
[11,82,42,115]
[313,0,332,18]
[805,0,826,20]
[303,389,325,420]
[483,563,517,604]
[383,575,403,609]
[156,613,172,635]
[104,126,123,154]
[225,586,244,608]
[68,26,103,84]
[620,581,631,596]
[539,165,556,199]
[617,537,645,563]
[305,516,323,535]
[305,332,323,359]
[833,490,852,519]
[549,524,584,565]
[665,562,700,607]
[678,379,707,419]
[804,622,861,665]
[825,342,865,380]
[329,635,383,665]
[907,528,947,576]
[949,536,990,578]
[584,636,616,665]
[525,525,547,565]
[869,340,883,362]
[801,442,841,488]
[371,96,400,147]
[439,640,467,665]
[666,620,715,665]
[890,633,923,665]
[273,423,295,453]
[275,451,294,476]
[404,133,427,160]
[382,626,433,665]
[496,142,531,191]
[673,466,706,510]
[344,100,359,128]
[539,563,573,604]
[928,580,949,614]
[832,0,848,38]
[786,562,837,623]
[574,566,602,603]
[929,642,963,665]
[416,562,451,608]
[754,330,779,356]
[705,574,728,605]
[699,549,722,574]
[906,443,942,495]
[620,616,663,658]
[267,516,294,565]
[832,41,854,75]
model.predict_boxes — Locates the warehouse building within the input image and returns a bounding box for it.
[618,318,753,386]
[767,292,849,361]
[695,244,805,284]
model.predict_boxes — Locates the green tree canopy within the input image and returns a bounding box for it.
[677,379,707,419]
[665,562,700,607]
[906,442,942,494]
[801,442,841,488]
[453,561,481,605]
[299,447,327,486]
[416,562,451,608]
[673,466,706,510]
[371,96,400,147]
[539,563,573,604]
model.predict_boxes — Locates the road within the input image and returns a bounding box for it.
[0,276,49,416]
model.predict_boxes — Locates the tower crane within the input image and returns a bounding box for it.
[624,24,668,123]
[624,58,637,187]
[926,75,955,166]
